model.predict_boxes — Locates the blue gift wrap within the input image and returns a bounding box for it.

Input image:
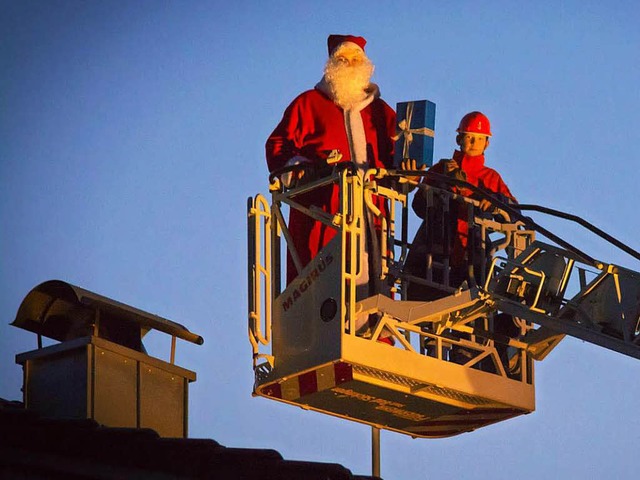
[393,100,436,168]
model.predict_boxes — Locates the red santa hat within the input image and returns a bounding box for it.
[327,34,366,56]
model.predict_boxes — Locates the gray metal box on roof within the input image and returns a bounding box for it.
[12,280,202,438]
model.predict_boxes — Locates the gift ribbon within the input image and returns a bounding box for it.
[395,102,435,160]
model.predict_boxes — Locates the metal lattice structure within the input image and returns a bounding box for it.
[248,166,640,438]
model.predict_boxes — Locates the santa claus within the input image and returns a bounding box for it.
[266,34,396,285]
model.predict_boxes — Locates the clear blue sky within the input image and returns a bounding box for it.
[2,1,639,478]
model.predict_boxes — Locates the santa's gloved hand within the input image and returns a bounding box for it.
[281,156,311,187]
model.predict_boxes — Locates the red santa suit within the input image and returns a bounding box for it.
[266,80,396,284]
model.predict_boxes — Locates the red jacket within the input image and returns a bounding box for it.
[266,86,396,283]
[415,150,516,266]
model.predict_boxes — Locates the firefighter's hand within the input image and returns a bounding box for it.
[443,159,459,173]
[442,159,467,182]
[400,158,426,182]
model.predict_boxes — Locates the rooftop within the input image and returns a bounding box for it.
[0,397,380,480]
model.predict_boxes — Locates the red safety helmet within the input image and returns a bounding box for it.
[456,111,492,137]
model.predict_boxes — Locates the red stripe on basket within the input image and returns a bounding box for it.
[298,370,318,396]
[334,362,353,383]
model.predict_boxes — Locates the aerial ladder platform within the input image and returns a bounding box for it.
[248,165,640,438]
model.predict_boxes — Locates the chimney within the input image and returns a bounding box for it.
[12,280,203,438]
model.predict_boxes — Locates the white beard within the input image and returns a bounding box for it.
[324,56,374,109]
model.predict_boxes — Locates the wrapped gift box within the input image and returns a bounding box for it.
[393,100,436,168]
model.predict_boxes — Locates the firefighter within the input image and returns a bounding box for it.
[405,112,519,364]
[406,111,516,297]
